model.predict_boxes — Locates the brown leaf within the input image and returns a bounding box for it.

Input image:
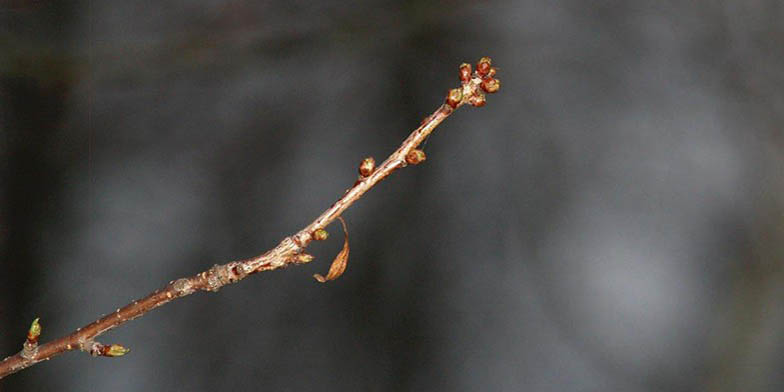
[313,216,349,283]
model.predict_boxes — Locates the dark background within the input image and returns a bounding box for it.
[2,1,783,391]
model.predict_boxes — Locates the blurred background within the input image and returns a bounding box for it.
[2,1,783,391]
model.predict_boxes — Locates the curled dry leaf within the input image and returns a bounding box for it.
[313,216,350,283]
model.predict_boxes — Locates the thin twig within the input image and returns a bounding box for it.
[0,57,500,379]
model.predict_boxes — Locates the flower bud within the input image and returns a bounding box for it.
[296,253,314,263]
[313,228,329,241]
[481,78,500,93]
[477,57,492,77]
[405,149,426,165]
[470,94,486,107]
[459,63,472,83]
[446,88,463,108]
[106,344,130,357]
[27,318,41,343]
[358,157,375,177]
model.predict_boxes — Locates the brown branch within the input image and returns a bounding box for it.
[0,57,501,379]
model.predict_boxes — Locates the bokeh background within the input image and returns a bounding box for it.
[2,1,783,391]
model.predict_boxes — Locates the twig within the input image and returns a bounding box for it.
[0,57,501,379]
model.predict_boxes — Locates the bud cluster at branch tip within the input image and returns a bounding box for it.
[358,157,375,177]
[313,228,329,241]
[451,56,501,108]
[405,149,426,165]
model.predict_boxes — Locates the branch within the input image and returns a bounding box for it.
[0,57,501,379]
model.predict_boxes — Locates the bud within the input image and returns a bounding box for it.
[481,78,501,94]
[446,88,463,109]
[477,57,492,77]
[27,318,41,343]
[405,149,426,165]
[470,94,487,107]
[313,228,329,241]
[358,157,375,177]
[296,253,314,263]
[486,67,497,78]
[106,344,130,357]
[459,63,472,83]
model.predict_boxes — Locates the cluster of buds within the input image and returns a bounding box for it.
[447,56,501,108]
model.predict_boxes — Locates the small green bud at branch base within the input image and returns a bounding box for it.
[27,318,41,344]
[106,344,130,357]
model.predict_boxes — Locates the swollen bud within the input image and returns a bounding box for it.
[313,228,329,241]
[106,344,130,357]
[296,253,314,263]
[358,157,375,177]
[470,94,487,107]
[481,78,501,94]
[446,88,463,109]
[405,149,426,165]
[477,57,492,77]
[459,63,472,83]
[27,318,41,343]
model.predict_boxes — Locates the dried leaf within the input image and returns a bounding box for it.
[313,217,349,283]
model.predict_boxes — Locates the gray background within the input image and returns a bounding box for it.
[2,1,783,391]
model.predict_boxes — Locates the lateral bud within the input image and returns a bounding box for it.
[27,318,41,344]
[89,342,130,357]
[358,157,375,177]
[296,253,314,263]
[405,149,427,165]
[446,88,463,109]
[313,228,329,241]
[106,344,130,357]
